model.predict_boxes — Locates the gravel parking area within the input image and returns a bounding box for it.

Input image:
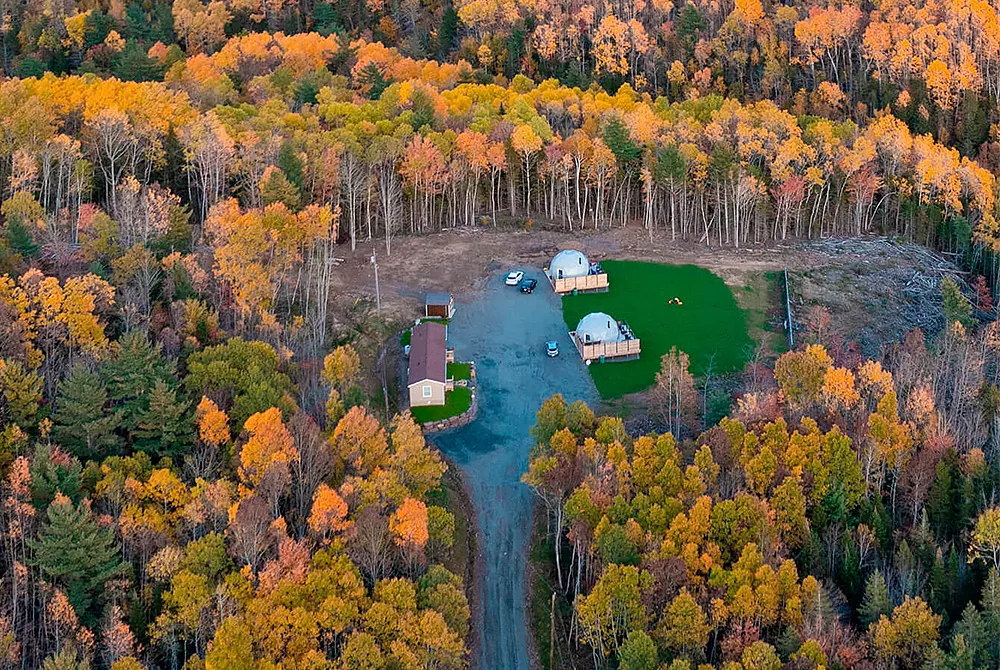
[431,269,598,670]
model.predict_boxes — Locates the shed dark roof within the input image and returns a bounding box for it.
[408,322,447,385]
[425,293,452,306]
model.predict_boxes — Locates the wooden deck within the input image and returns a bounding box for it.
[545,270,609,294]
[569,332,641,361]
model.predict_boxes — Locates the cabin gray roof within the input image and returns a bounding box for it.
[425,293,452,306]
[408,321,447,385]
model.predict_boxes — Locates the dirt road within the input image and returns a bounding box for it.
[431,269,598,670]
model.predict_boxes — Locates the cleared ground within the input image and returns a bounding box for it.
[561,261,754,398]
[430,270,598,670]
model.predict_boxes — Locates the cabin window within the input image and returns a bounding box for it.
[422,385,432,398]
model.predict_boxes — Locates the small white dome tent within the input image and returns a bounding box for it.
[549,249,590,280]
[575,312,624,344]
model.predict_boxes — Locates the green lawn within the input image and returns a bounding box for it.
[448,362,471,380]
[410,387,473,423]
[561,260,753,398]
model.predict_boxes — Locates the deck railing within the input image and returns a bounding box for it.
[545,270,609,294]
[569,332,641,361]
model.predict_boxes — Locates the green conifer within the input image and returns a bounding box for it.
[133,380,193,458]
[942,276,973,325]
[29,496,126,623]
[52,365,121,461]
[860,570,892,627]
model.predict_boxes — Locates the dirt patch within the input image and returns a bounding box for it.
[330,228,802,325]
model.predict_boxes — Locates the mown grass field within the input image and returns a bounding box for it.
[447,362,471,380]
[409,386,472,423]
[561,260,753,398]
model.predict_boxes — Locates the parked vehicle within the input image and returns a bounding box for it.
[546,341,559,357]
[519,278,538,293]
[505,271,524,286]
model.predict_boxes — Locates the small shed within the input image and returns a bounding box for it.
[425,293,455,319]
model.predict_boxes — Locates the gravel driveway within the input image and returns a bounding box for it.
[431,270,598,670]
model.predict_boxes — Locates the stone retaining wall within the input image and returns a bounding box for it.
[420,361,478,434]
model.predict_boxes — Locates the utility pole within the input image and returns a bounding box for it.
[371,252,381,314]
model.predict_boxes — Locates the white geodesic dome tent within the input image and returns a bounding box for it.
[576,312,624,344]
[549,249,590,280]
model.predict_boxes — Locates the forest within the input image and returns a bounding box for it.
[526,295,1000,668]
[1,0,1000,269]
[1,0,1000,666]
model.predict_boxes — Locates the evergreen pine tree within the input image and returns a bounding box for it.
[930,550,949,617]
[862,495,892,550]
[312,2,340,36]
[437,6,459,59]
[952,603,987,668]
[860,570,892,627]
[30,444,83,508]
[277,140,304,190]
[157,126,188,201]
[959,475,978,535]
[29,495,126,624]
[927,452,958,540]
[124,2,150,40]
[112,41,164,82]
[52,365,122,461]
[152,203,193,256]
[603,117,642,169]
[260,168,300,209]
[946,547,962,611]
[895,540,919,596]
[102,331,176,436]
[132,380,193,458]
[5,218,39,258]
[358,62,390,100]
[942,276,973,326]
[839,534,862,602]
[981,568,1000,667]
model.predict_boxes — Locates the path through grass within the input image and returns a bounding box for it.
[561,261,753,398]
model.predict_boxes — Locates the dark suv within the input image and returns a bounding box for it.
[519,278,538,293]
